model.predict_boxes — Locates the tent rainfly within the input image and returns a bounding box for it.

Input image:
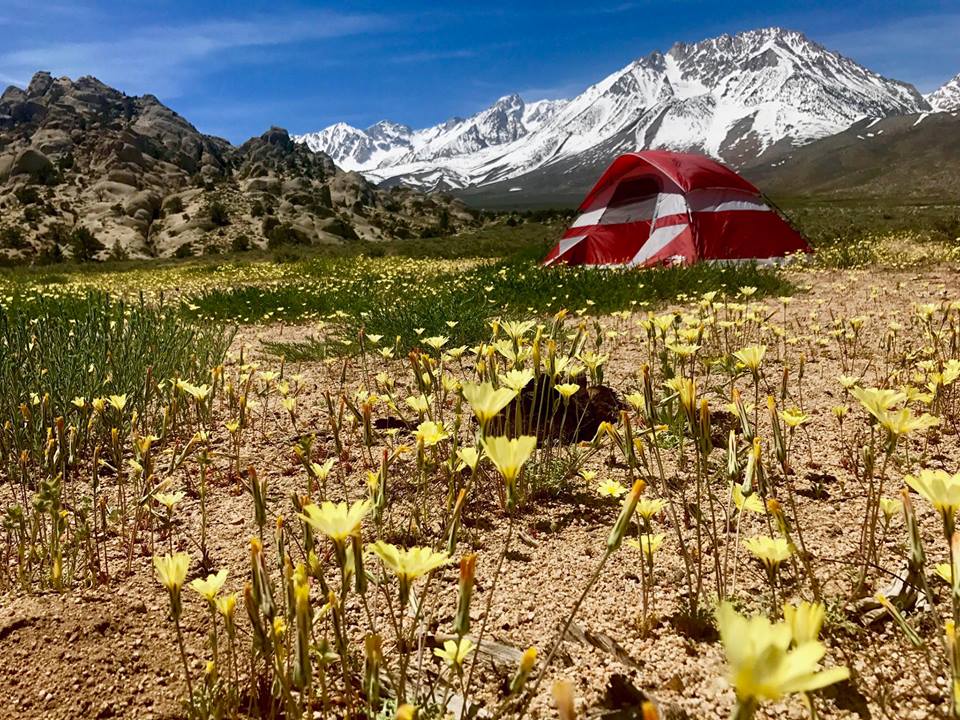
[543,150,811,267]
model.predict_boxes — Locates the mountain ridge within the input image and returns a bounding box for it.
[295,26,933,193]
[927,72,960,111]
[0,72,476,260]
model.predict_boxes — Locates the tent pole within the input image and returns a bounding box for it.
[761,193,810,243]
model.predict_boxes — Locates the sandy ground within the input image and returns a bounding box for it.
[2,264,960,720]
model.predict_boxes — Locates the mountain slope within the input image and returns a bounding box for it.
[0,73,476,260]
[454,109,960,209]
[741,110,960,200]
[927,73,960,111]
[296,94,570,185]
[297,27,929,194]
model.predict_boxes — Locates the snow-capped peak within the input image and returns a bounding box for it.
[296,26,930,190]
[927,73,960,112]
[367,120,412,141]
[294,122,377,169]
[521,98,569,131]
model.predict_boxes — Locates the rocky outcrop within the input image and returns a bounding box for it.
[0,72,477,260]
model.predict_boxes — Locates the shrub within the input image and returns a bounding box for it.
[164,195,184,215]
[174,242,194,259]
[231,234,251,252]
[261,216,279,236]
[108,240,129,262]
[36,242,65,265]
[326,218,357,241]
[44,223,71,246]
[56,153,74,172]
[0,225,27,249]
[14,186,41,206]
[208,200,230,227]
[70,226,105,262]
[318,185,333,208]
[437,207,450,231]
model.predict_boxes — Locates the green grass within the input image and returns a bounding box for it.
[1,219,798,366]
[0,293,234,453]
[251,257,794,359]
[778,199,960,243]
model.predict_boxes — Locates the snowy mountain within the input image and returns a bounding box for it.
[296,95,569,185]
[295,27,930,192]
[927,73,960,111]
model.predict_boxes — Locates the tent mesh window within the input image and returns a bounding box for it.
[599,175,661,225]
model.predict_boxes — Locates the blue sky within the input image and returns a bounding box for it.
[2,1,959,143]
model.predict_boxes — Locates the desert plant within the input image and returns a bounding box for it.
[69,226,105,262]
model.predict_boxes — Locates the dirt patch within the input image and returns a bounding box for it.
[2,264,959,719]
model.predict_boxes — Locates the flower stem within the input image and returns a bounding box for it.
[174,616,194,702]
[463,514,515,711]
[517,545,613,719]
[730,699,758,720]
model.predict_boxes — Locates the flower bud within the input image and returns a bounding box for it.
[250,538,275,619]
[768,396,785,466]
[509,646,537,694]
[608,479,645,551]
[641,365,655,426]
[732,387,753,440]
[352,533,367,595]
[244,582,267,652]
[901,488,926,569]
[249,466,267,530]
[952,532,960,597]
[697,398,712,456]
[726,430,738,481]
[396,704,417,720]
[552,680,576,720]
[454,553,476,637]
[364,634,382,708]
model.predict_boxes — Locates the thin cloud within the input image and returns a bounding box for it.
[390,49,477,64]
[821,13,960,92]
[0,10,391,97]
[597,3,638,13]
[0,72,27,87]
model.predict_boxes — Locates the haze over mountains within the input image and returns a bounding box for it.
[296,27,958,203]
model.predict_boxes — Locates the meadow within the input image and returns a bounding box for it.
[1,215,960,719]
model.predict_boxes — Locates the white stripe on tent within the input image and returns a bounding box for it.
[574,193,688,227]
[569,208,605,227]
[686,189,769,213]
[544,235,587,266]
[697,199,769,212]
[579,191,770,224]
[628,224,687,267]
[654,192,688,218]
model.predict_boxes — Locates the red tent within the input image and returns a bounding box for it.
[543,150,811,267]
